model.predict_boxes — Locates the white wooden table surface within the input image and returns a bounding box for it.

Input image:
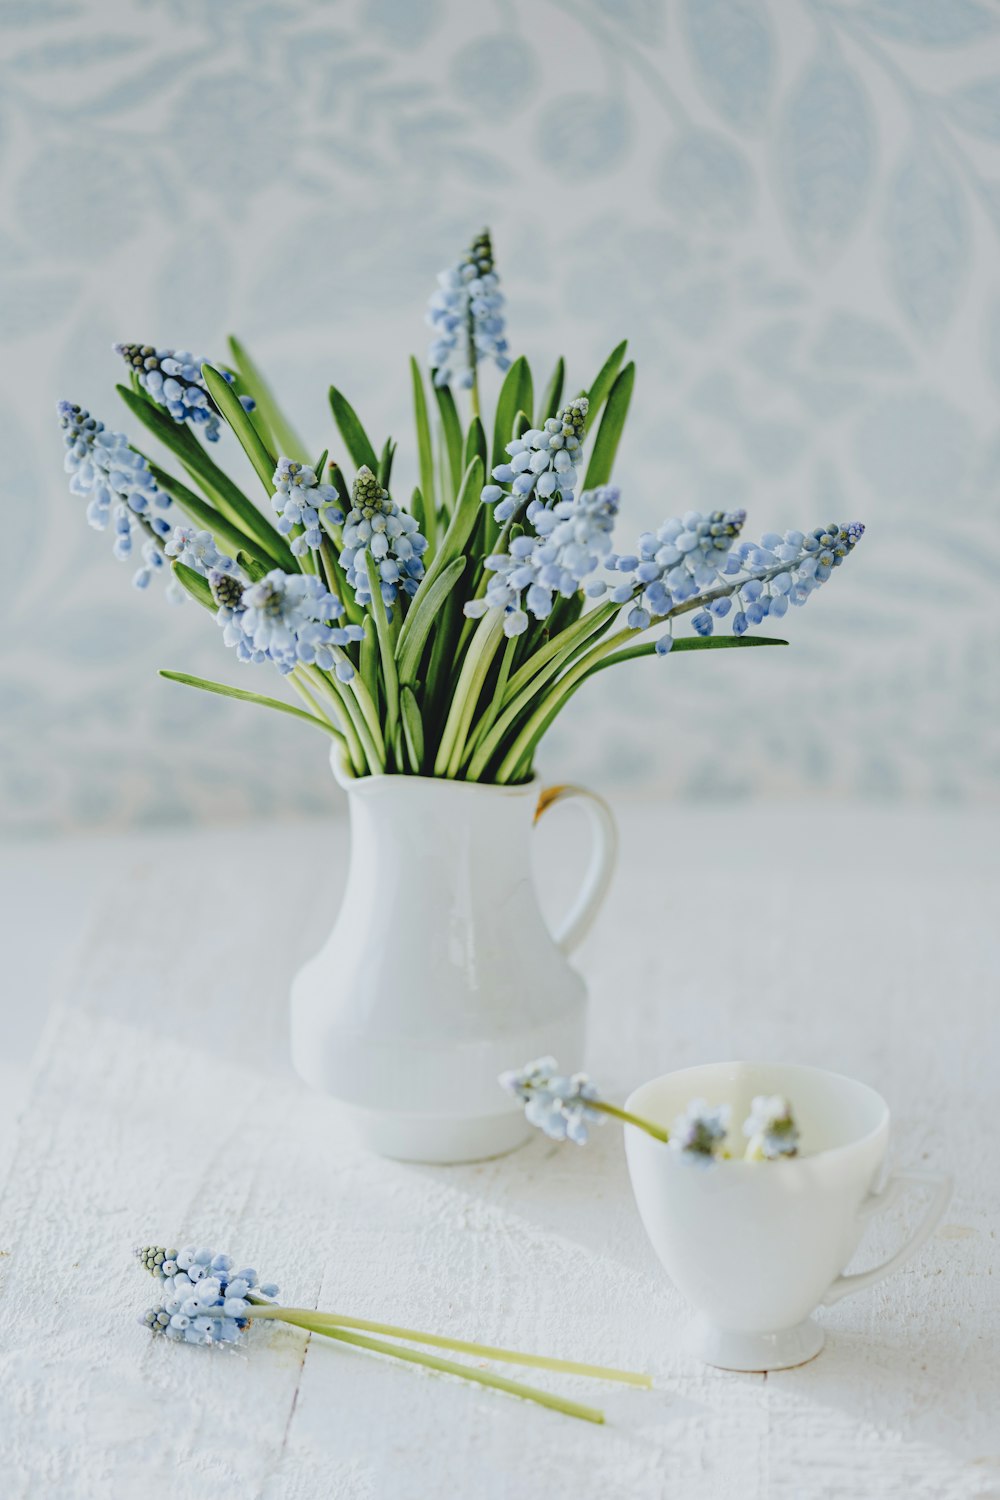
[0,803,997,1500]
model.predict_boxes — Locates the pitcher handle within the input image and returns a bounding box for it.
[822,1169,953,1305]
[534,784,618,955]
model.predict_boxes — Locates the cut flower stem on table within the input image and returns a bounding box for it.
[135,1243,652,1425]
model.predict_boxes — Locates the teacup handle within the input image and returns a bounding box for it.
[535,784,618,955]
[822,1169,953,1305]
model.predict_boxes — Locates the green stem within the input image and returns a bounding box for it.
[248,1303,648,1386]
[251,1312,603,1424]
[496,628,634,782]
[592,1101,670,1143]
[299,666,368,775]
[364,553,399,751]
[434,610,506,777]
[466,607,619,781]
[461,634,517,770]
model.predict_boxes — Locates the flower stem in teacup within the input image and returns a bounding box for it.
[248,1300,650,1386]
[253,1308,604,1424]
[591,1101,670,1143]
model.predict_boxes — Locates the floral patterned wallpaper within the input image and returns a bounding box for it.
[3,0,999,832]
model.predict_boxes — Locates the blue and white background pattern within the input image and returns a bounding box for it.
[3,0,999,831]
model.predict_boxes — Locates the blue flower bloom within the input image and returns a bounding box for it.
[427,229,510,389]
[164,525,234,576]
[669,1099,730,1166]
[113,344,254,443]
[499,1057,602,1145]
[230,569,362,676]
[465,485,620,637]
[135,1243,279,1347]
[57,400,175,591]
[608,508,747,614]
[483,396,588,525]
[339,466,428,609]
[611,515,865,647]
[742,1095,799,1160]
[271,457,345,556]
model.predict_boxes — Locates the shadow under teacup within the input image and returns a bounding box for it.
[624,1061,952,1372]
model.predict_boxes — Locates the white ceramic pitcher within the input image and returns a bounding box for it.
[290,757,617,1163]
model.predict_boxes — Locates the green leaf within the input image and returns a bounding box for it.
[396,554,467,684]
[364,550,399,743]
[328,460,350,510]
[226,334,307,460]
[587,339,628,425]
[159,670,339,736]
[589,635,788,672]
[401,685,425,772]
[433,383,464,504]
[582,361,635,489]
[538,357,565,424]
[147,462,281,569]
[516,359,534,433]
[491,355,528,470]
[170,561,214,609]
[202,363,276,496]
[237,549,269,582]
[116,383,295,570]
[377,436,396,491]
[464,415,487,474]
[395,457,483,670]
[329,386,378,472]
[410,358,436,549]
[514,408,531,439]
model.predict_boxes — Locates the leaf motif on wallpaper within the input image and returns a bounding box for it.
[16,143,145,257]
[657,129,755,230]
[945,76,1000,141]
[854,391,974,503]
[0,272,75,341]
[682,0,774,132]
[854,0,999,47]
[885,146,968,340]
[8,34,142,71]
[776,58,873,265]
[593,0,665,45]
[811,311,912,373]
[450,36,540,112]
[535,96,630,178]
[154,223,233,334]
[77,52,206,122]
[362,0,443,49]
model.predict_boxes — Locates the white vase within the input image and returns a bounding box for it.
[290,756,617,1164]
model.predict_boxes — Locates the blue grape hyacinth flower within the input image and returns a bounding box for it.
[339,466,428,609]
[499,1057,602,1145]
[57,401,175,591]
[233,569,362,677]
[135,1243,279,1347]
[427,229,510,390]
[114,344,253,442]
[465,485,620,637]
[271,457,345,556]
[742,1095,800,1160]
[668,1099,731,1166]
[482,396,588,525]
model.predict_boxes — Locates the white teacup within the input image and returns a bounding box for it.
[624,1061,952,1371]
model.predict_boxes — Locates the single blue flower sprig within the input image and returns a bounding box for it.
[426,228,510,413]
[500,1060,800,1165]
[114,344,254,443]
[134,1241,652,1423]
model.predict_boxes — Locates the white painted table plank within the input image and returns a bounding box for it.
[0,806,997,1499]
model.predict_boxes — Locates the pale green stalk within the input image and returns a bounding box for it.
[466,606,620,781]
[591,1101,669,1143]
[267,1315,604,1424]
[461,634,517,770]
[287,673,348,756]
[248,1302,649,1386]
[364,552,399,750]
[299,665,372,775]
[496,628,636,781]
[434,609,506,776]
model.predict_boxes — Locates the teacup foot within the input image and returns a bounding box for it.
[686,1316,825,1372]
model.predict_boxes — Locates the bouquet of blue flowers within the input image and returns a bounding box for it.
[56,230,864,783]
